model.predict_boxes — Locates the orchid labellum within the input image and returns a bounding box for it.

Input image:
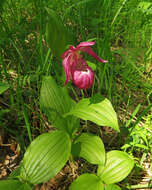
[61,41,107,89]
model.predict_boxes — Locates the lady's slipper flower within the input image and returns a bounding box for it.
[71,64,94,89]
[61,41,107,89]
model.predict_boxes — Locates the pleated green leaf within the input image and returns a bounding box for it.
[70,174,104,190]
[0,180,32,190]
[40,76,74,115]
[0,82,9,95]
[20,131,71,184]
[75,133,105,165]
[45,8,71,58]
[9,167,21,178]
[105,184,121,190]
[98,151,134,184]
[40,76,76,133]
[64,94,119,132]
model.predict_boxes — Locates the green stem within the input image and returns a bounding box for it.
[22,103,32,143]
[71,87,79,102]
[81,89,84,98]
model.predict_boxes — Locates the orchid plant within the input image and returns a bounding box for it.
[0,9,134,190]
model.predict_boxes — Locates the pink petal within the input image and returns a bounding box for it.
[77,41,96,48]
[61,49,71,59]
[79,46,108,63]
[72,66,94,89]
[69,45,76,51]
[62,53,72,85]
[61,45,75,59]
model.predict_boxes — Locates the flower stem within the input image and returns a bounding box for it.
[81,89,84,98]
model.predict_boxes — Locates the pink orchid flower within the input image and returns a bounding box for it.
[61,41,107,89]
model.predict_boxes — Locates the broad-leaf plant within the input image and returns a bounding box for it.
[0,8,134,190]
[0,76,134,190]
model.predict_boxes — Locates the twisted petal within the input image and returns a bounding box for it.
[77,41,96,48]
[62,53,72,85]
[76,41,108,63]
[61,49,71,59]
[79,46,108,63]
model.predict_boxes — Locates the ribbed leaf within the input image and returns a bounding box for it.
[40,76,76,132]
[75,133,105,165]
[40,76,73,115]
[64,94,119,132]
[20,131,71,184]
[105,184,121,190]
[0,180,32,190]
[70,174,104,190]
[9,167,21,178]
[45,8,71,58]
[98,151,134,184]
[0,82,9,94]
